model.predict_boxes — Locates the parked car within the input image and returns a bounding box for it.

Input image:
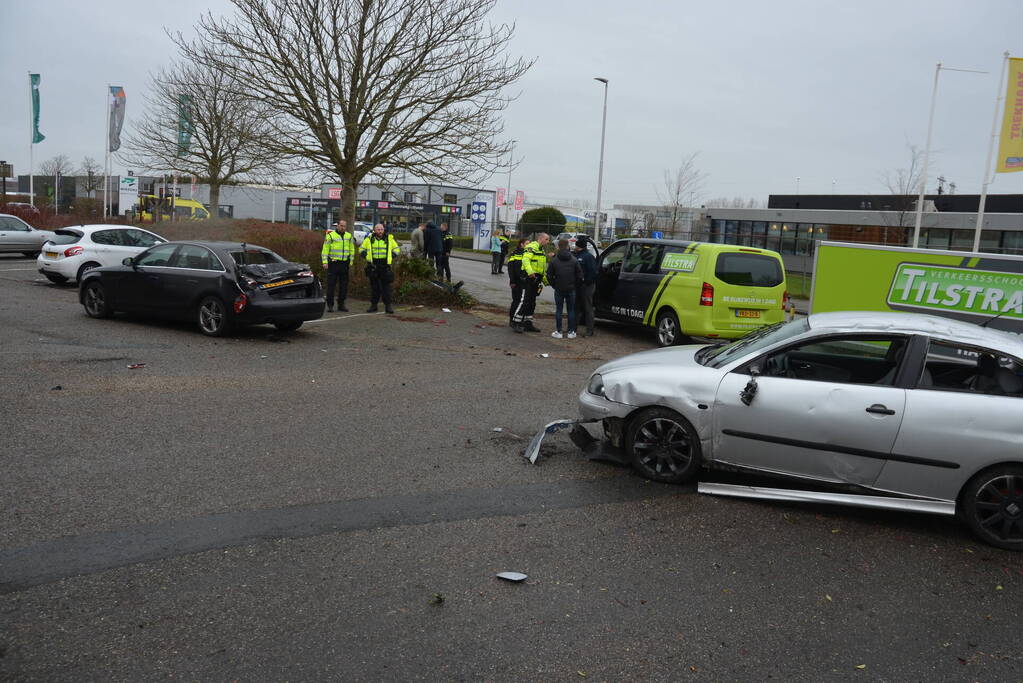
[79,241,324,336]
[353,222,373,245]
[593,238,788,347]
[36,225,166,284]
[553,231,600,257]
[1,202,42,221]
[0,213,55,257]
[574,311,1023,549]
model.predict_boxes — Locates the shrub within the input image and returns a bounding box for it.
[517,206,566,231]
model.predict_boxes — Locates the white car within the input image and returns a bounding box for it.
[37,224,167,285]
[353,222,373,245]
[0,213,55,257]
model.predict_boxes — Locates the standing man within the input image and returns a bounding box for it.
[410,222,426,259]
[424,221,444,275]
[497,229,510,274]
[546,238,583,339]
[360,223,401,314]
[511,232,550,333]
[574,236,598,336]
[321,219,355,312]
[506,238,526,326]
[439,222,454,282]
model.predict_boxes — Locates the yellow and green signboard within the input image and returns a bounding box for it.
[811,242,1023,334]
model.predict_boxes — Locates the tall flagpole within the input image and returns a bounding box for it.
[104,85,110,218]
[974,51,1011,252]
[28,72,34,207]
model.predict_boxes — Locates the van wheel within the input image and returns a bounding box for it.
[655,309,682,347]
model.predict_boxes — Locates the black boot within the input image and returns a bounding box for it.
[385,306,395,314]
[367,305,378,313]
[339,301,348,312]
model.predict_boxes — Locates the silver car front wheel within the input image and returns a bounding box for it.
[625,407,701,484]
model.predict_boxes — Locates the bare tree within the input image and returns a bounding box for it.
[123,60,280,212]
[39,154,73,176]
[704,196,762,208]
[877,143,927,239]
[78,157,104,197]
[177,0,531,228]
[656,152,706,238]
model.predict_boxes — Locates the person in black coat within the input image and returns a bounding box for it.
[424,222,444,276]
[546,238,583,338]
[506,238,526,325]
[574,236,598,336]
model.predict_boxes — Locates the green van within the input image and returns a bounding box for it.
[593,239,788,346]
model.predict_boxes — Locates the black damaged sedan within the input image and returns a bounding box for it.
[79,241,324,336]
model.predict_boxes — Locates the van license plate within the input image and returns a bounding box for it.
[262,279,295,289]
[735,309,760,318]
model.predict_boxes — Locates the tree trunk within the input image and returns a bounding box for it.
[340,176,359,232]
[208,183,221,219]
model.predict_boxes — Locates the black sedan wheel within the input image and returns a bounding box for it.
[82,281,113,319]
[963,465,1023,550]
[656,309,682,347]
[197,296,231,337]
[274,321,303,332]
[624,407,701,484]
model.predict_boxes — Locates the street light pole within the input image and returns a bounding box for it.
[505,140,516,226]
[594,77,608,244]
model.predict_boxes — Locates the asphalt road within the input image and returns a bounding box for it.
[1,252,1021,681]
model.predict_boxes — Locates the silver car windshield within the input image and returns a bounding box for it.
[701,318,810,368]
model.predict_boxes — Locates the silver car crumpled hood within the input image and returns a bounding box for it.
[595,344,721,410]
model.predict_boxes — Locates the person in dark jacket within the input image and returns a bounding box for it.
[546,238,583,338]
[506,238,526,326]
[439,222,454,282]
[424,222,444,275]
[574,236,598,336]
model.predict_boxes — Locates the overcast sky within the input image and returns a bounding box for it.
[2,0,1021,207]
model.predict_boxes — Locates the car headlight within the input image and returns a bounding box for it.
[587,373,605,396]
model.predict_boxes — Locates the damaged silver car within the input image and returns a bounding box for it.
[571,311,1023,550]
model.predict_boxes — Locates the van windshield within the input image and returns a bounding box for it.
[715,253,783,287]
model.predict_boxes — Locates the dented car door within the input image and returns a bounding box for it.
[711,335,910,486]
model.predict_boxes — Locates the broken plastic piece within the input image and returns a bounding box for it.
[442,307,452,313]
[524,418,600,464]
[538,353,549,358]
[51,385,62,391]
[496,571,527,582]
[492,427,504,432]
[126,363,146,369]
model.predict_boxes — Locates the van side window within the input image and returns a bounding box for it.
[624,243,663,274]
[921,341,1023,397]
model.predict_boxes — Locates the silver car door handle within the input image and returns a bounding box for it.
[865,404,896,416]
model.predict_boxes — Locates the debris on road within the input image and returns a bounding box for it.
[50,385,62,391]
[428,593,445,605]
[126,363,146,370]
[496,572,527,582]
[442,307,452,313]
[524,418,599,464]
[537,353,549,358]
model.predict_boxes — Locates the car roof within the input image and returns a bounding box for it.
[57,224,145,233]
[807,311,1023,355]
[165,240,275,251]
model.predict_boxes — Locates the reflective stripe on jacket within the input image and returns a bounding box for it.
[321,230,355,264]
[521,241,548,277]
[360,234,401,265]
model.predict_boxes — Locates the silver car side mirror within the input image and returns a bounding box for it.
[740,366,760,406]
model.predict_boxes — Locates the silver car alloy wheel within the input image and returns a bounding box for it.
[632,416,693,477]
[971,472,1023,545]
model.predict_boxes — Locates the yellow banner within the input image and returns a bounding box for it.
[997,57,1023,173]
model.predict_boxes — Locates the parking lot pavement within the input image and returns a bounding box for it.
[2,255,1022,680]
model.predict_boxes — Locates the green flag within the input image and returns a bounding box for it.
[177,93,194,157]
[30,73,44,144]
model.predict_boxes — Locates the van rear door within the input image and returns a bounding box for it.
[711,250,786,332]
